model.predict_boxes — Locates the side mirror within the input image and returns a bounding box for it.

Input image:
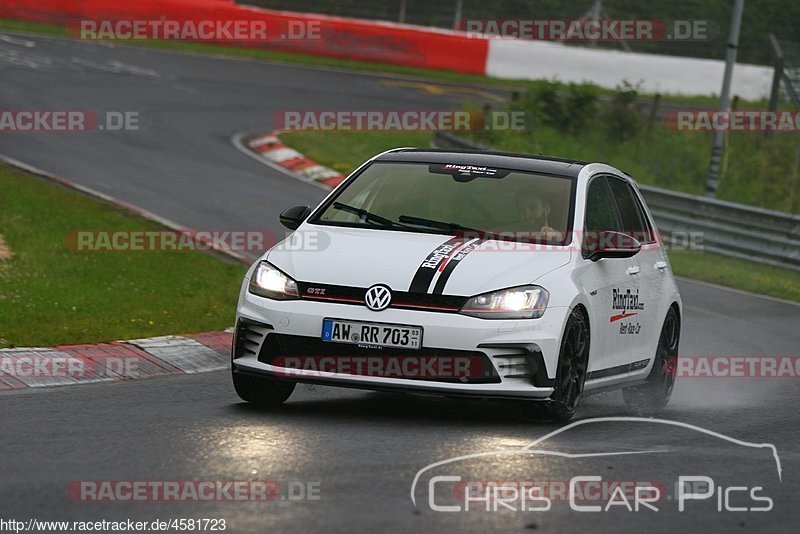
[279,205,311,231]
[583,231,641,262]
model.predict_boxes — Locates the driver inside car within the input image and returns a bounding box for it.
[515,189,562,243]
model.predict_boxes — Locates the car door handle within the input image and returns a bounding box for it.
[626,266,640,275]
[655,261,668,270]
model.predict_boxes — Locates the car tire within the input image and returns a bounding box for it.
[524,308,590,422]
[232,369,296,406]
[623,306,679,415]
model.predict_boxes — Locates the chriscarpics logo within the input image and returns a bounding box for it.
[411,418,781,514]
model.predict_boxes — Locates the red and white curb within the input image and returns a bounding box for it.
[1,132,337,393]
[242,131,345,190]
[0,331,232,390]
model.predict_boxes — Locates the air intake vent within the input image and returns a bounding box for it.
[477,342,554,388]
[233,319,273,359]
[493,353,532,379]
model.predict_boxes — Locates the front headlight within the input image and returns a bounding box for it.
[248,262,299,300]
[460,285,549,319]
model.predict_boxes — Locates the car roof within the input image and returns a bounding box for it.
[373,148,589,178]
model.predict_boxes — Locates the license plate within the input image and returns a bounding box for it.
[321,319,422,350]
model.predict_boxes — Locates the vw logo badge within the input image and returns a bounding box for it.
[364,284,392,311]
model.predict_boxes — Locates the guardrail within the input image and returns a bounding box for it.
[432,132,800,271]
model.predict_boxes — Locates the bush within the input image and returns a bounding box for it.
[602,81,643,142]
[470,79,800,214]
[514,80,599,135]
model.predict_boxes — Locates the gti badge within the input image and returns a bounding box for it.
[364,284,392,311]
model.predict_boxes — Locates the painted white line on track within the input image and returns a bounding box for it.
[0,34,36,47]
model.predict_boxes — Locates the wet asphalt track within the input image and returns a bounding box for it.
[1,33,799,532]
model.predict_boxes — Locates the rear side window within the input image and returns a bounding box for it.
[584,177,619,234]
[607,177,655,244]
[583,176,620,257]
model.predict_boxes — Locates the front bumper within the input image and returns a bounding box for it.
[233,291,570,400]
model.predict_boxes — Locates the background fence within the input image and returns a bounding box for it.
[771,35,800,109]
[240,0,799,65]
[433,132,800,271]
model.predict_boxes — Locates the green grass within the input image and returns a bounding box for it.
[0,18,68,36]
[0,164,245,348]
[278,130,800,302]
[476,126,800,214]
[0,18,767,109]
[469,81,800,214]
[286,126,800,214]
[669,251,800,302]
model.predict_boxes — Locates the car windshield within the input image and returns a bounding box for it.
[310,161,575,245]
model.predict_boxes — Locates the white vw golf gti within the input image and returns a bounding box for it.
[232,149,681,420]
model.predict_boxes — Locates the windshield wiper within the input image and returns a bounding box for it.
[332,202,409,230]
[398,215,494,238]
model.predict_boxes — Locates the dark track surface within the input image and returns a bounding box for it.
[1,33,798,533]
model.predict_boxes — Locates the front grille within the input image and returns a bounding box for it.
[296,282,468,313]
[258,333,500,384]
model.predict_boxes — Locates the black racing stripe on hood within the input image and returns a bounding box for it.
[408,236,467,293]
[431,238,484,295]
